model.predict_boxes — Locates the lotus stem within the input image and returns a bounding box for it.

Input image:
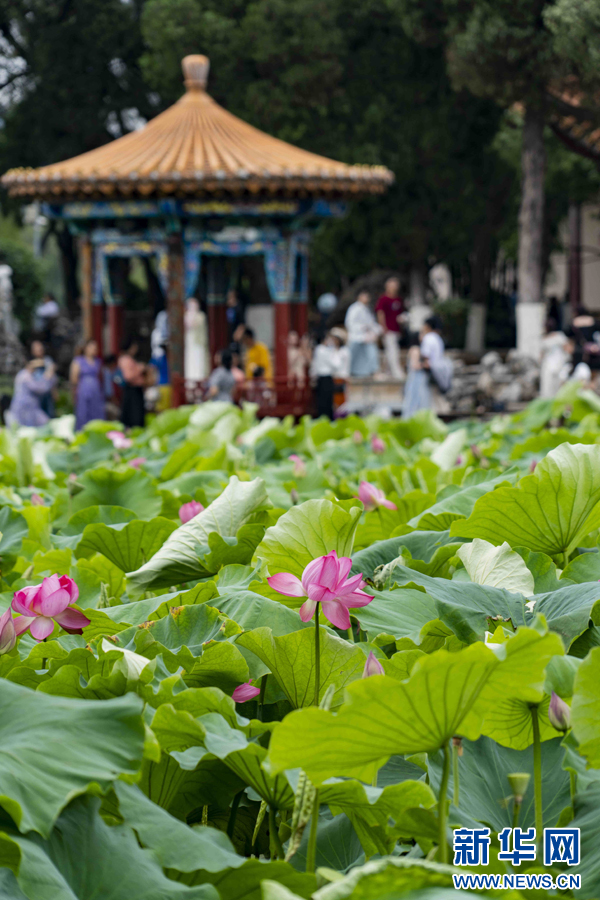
[570,770,577,811]
[438,741,451,864]
[226,789,243,840]
[314,603,321,706]
[268,805,284,859]
[530,706,543,848]
[347,622,355,642]
[306,789,320,873]
[452,738,460,807]
[258,673,268,721]
[512,797,521,830]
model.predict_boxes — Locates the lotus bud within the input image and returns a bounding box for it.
[371,435,385,454]
[179,500,204,524]
[362,651,385,678]
[30,493,45,506]
[0,608,16,654]
[530,459,537,473]
[353,430,363,444]
[548,691,571,732]
[289,454,307,478]
[290,488,299,505]
[232,682,261,703]
[470,443,481,459]
[129,457,146,469]
[507,772,530,803]
[455,455,464,467]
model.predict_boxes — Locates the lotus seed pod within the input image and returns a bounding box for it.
[507,772,531,802]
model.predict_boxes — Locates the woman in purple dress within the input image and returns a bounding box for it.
[70,339,105,430]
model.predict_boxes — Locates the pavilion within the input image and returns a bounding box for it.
[1,55,392,403]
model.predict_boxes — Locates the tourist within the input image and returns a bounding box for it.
[184,298,209,381]
[225,289,245,343]
[539,319,570,398]
[420,316,453,410]
[402,333,432,418]
[118,338,147,428]
[30,340,55,418]
[345,290,381,377]
[242,327,273,382]
[8,356,56,427]
[206,349,237,402]
[376,276,405,380]
[287,331,310,385]
[34,292,60,343]
[70,339,105,430]
[310,329,351,419]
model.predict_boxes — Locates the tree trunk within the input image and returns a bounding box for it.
[516,105,546,358]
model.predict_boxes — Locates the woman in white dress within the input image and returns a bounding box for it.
[184,298,209,381]
[344,290,382,376]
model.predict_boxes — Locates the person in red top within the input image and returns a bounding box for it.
[376,276,405,380]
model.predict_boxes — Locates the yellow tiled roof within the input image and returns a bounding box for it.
[2,55,393,200]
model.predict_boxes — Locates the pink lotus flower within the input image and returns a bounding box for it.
[358,481,397,512]
[289,454,307,478]
[232,682,261,703]
[179,500,205,524]
[455,455,464,467]
[268,550,373,630]
[363,651,384,677]
[129,457,146,469]
[0,608,16,654]
[30,493,45,506]
[11,574,90,641]
[371,435,385,454]
[353,430,363,444]
[107,430,133,450]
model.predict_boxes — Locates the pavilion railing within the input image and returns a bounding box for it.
[171,374,314,419]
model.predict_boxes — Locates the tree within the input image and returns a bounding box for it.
[0,0,153,315]
[140,0,507,299]
[397,0,600,351]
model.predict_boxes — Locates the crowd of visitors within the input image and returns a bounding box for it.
[9,280,600,432]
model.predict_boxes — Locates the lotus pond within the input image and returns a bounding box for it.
[2,388,600,900]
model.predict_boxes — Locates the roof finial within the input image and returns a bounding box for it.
[182,55,210,91]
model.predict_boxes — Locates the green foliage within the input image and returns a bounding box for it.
[3,397,600,897]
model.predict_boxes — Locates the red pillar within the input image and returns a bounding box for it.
[275,302,292,378]
[107,305,124,357]
[296,301,308,338]
[167,234,185,381]
[207,304,228,365]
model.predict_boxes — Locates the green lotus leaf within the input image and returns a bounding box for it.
[72,467,162,518]
[128,476,269,590]
[236,625,367,709]
[254,498,362,583]
[269,642,499,784]
[572,647,600,768]
[457,538,535,596]
[0,679,144,836]
[75,516,178,572]
[0,795,219,900]
[451,444,600,559]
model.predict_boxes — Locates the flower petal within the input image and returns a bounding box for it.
[317,553,341,590]
[381,499,397,511]
[38,574,62,601]
[306,583,335,605]
[267,572,305,597]
[13,616,35,636]
[54,608,91,632]
[29,616,55,641]
[39,589,71,618]
[301,555,327,591]
[59,575,79,604]
[299,598,318,622]
[343,589,374,609]
[334,572,365,596]
[12,589,37,617]
[232,682,261,703]
[334,556,353,584]
[321,599,351,630]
